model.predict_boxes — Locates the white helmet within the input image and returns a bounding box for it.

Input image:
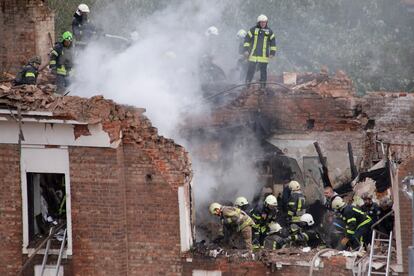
[209,202,222,215]
[264,194,278,207]
[331,196,346,210]
[234,196,248,208]
[268,222,282,234]
[257,14,268,23]
[205,26,219,36]
[236,29,247,38]
[300,213,314,226]
[288,180,301,191]
[77,4,90,13]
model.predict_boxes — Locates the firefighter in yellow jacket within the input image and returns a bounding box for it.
[209,202,254,251]
[243,14,276,88]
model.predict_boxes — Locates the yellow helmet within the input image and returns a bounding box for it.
[331,196,346,210]
[209,202,222,215]
[234,196,248,208]
[288,180,301,191]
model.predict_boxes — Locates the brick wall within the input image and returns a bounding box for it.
[124,144,183,275]
[397,158,414,274]
[68,142,188,275]
[0,0,54,73]
[182,257,353,276]
[69,146,128,276]
[0,144,22,276]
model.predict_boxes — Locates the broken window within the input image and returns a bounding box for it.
[26,173,66,245]
[21,146,72,255]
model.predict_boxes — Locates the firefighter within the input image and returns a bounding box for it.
[263,222,289,250]
[72,4,97,42]
[236,29,248,81]
[332,196,373,249]
[251,194,279,245]
[290,214,323,248]
[323,186,339,210]
[234,196,253,215]
[209,202,254,251]
[361,192,380,223]
[321,185,345,248]
[243,14,276,89]
[49,31,74,94]
[13,56,42,85]
[286,181,306,224]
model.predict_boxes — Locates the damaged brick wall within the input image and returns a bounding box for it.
[0,0,54,73]
[182,257,353,276]
[0,144,22,276]
[397,158,414,275]
[0,87,192,275]
[185,73,414,273]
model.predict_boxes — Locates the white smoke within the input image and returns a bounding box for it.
[71,0,262,233]
[72,1,228,137]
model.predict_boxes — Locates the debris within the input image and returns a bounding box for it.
[302,247,311,253]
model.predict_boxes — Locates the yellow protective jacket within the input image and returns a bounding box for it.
[220,206,255,233]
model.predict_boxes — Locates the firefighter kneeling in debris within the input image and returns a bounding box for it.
[250,194,279,246]
[209,202,254,251]
[263,222,289,249]
[288,213,324,248]
[13,56,42,85]
[332,196,373,250]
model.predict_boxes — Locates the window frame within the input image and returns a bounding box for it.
[21,145,73,256]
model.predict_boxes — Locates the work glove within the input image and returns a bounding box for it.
[244,51,249,58]
[269,55,274,59]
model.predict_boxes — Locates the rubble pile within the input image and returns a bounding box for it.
[0,83,192,188]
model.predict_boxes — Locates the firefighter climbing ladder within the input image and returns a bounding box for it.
[367,229,393,276]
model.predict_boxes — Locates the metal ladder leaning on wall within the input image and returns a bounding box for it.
[367,229,393,276]
[40,227,67,276]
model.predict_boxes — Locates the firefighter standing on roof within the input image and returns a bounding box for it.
[244,14,276,89]
[72,4,96,42]
[49,31,74,94]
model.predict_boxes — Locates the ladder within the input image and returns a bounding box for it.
[367,230,393,276]
[40,228,67,276]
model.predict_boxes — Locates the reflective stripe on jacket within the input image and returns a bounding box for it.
[244,25,276,63]
[287,191,306,222]
[49,42,72,76]
[221,206,254,232]
[341,205,372,237]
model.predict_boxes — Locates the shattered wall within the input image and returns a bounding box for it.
[0,86,192,275]
[0,0,54,73]
[184,72,414,274]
